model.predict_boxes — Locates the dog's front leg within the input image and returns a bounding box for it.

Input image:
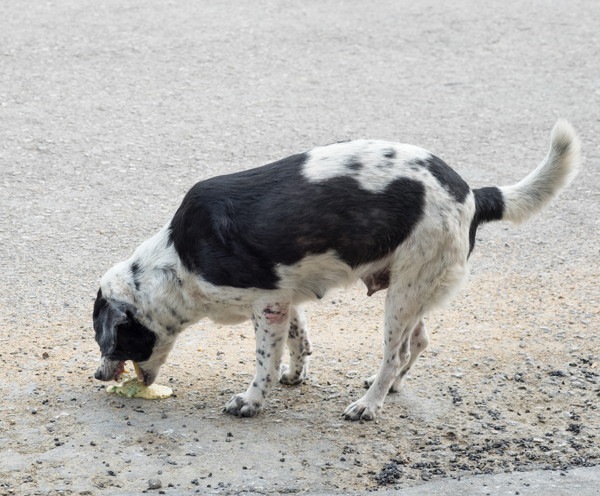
[224,302,290,417]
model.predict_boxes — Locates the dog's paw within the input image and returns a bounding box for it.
[224,393,263,418]
[343,399,381,421]
[279,364,305,386]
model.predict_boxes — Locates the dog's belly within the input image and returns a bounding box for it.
[202,302,253,325]
[276,250,390,301]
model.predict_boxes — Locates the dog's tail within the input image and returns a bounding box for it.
[472,120,580,234]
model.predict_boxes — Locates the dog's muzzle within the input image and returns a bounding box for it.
[94,357,125,382]
[94,358,155,385]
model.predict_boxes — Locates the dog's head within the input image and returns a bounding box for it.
[93,289,165,385]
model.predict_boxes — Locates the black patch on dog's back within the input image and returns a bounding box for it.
[413,155,470,203]
[169,153,425,289]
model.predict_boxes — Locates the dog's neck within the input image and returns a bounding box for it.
[99,225,194,335]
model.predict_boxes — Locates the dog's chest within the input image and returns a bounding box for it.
[199,291,255,325]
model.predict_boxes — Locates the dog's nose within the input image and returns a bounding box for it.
[94,368,106,381]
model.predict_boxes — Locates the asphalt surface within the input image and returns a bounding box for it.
[1,0,599,494]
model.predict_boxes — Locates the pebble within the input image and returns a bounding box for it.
[148,479,162,490]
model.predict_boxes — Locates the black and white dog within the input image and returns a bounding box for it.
[93,121,579,420]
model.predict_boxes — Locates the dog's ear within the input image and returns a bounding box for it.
[93,290,137,356]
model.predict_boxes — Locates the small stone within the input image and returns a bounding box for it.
[148,479,162,490]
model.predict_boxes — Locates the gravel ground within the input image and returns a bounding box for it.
[1,0,599,495]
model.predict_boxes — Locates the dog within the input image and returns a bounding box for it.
[93,120,580,420]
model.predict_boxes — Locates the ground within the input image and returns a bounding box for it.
[0,1,599,495]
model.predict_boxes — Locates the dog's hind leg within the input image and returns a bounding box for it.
[364,319,429,393]
[344,282,424,421]
[280,306,312,385]
[390,319,429,391]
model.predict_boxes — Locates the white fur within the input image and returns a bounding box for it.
[302,140,431,192]
[501,119,580,223]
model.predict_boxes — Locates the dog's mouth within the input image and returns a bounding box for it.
[95,359,148,385]
[113,361,126,382]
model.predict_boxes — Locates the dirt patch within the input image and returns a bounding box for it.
[1,268,598,494]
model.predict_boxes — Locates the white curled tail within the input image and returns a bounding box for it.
[500,119,581,224]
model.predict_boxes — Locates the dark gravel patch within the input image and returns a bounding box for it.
[374,357,600,489]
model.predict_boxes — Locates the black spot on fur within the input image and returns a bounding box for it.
[412,155,470,203]
[346,157,363,170]
[469,187,505,254]
[288,323,299,339]
[169,153,425,289]
[383,148,396,159]
[130,262,142,290]
[167,306,185,326]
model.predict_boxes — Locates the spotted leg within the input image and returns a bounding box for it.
[344,279,424,421]
[364,319,429,393]
[390,320,429,391]
[280,306,312,385]
[224,302,290,417]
